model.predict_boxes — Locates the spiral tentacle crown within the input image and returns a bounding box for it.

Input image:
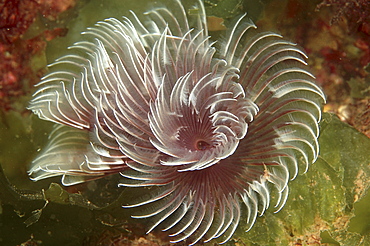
[29,0,325,244]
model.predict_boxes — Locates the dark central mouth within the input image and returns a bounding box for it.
[195,140,211,150]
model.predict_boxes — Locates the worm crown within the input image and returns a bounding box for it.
[28,0,325,244]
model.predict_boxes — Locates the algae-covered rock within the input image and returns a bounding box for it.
[2,111,369,245]
[230,113,370,245]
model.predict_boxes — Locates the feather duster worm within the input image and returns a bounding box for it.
[28,0,325,244]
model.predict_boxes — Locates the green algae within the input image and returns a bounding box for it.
[232,113,370,246]
[1,111,369,245]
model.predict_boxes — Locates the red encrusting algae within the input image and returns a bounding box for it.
[0,0,75,111]
[256,0,370,137]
